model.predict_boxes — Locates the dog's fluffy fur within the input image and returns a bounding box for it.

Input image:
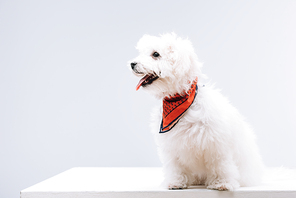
[129,33,264,190]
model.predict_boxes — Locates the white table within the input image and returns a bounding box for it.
[21,167,296,198]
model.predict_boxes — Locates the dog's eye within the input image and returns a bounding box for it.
[152,52,160,58]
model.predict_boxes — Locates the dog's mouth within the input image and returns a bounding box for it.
[136,73,159,91]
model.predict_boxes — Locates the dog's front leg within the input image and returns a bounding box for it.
[203,145,240,191]
[161,153,190,190]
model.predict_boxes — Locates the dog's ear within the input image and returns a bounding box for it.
[169,39,192,77]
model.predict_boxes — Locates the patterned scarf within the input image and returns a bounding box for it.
[160,78,198,133]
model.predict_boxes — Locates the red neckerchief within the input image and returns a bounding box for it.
[160,78,198,133]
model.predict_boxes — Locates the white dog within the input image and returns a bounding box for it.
[128,33,264,191]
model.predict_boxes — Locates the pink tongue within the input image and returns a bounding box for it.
[136,74,150,91]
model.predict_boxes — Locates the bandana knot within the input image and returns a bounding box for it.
[160,78,198,133]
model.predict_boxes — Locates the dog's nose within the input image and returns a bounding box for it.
[131,62,137,70]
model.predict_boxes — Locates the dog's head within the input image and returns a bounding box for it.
[128,33,204,99]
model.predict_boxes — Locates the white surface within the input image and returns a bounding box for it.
[21,167,296,198]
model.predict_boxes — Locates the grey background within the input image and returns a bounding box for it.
[1,0,296,197]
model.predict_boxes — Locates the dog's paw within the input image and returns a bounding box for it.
[168,183,187,190]
[165,174,189,190]
[207,180,239,191]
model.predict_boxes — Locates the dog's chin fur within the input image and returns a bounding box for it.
[129,33,264,190]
